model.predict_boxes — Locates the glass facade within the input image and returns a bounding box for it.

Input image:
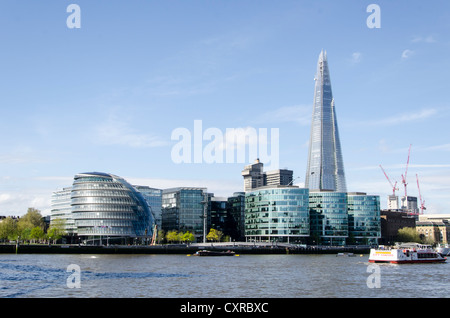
[161,187,206,237]
[347,193,381,245]
[309,191,348,245]
[245,187,310,243]
[305,50,347,192]
[134,186,162,228]
[50,187,75,234]
[70,172,154,244]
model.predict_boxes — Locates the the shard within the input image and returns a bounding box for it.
[305,50,347,192]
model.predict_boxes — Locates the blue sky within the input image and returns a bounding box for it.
[0,1,449,216]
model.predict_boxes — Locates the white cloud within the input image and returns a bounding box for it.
[368,108,437,126]
[351,52,362,63]
[411,35,436,43]
[96,115,168,148]
[401,49,414,59]
[253,105,311,126]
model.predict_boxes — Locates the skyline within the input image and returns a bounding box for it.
[1,1,450,216]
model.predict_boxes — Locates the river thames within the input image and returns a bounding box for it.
[0,253,449,298]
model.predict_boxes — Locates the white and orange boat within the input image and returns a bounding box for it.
[369,243,446,264]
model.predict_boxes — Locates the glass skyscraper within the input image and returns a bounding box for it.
[305,50,347,192]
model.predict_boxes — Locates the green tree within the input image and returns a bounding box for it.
[30,226,45,243]
[166,230,179,243]
[47,218,67,244]
[397,227,422,243]
[206,228,223,242]
[0,217,18,241]
[181,231,195,243]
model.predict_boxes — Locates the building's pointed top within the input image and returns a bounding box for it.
[319,49,327,62]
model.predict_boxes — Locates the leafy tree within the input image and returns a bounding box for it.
[181,231,195,243]
[166,230,179,243]
[206,228,223,242]
[397,227,422,243]
[30,226,45,243]
[47,218,67,243]
[0,217,18,241]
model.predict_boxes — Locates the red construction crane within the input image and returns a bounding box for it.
[401,144,412,196]
[379,165,398,196]
[416,174,426,214]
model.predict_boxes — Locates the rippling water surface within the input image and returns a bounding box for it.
[0,253,449,298]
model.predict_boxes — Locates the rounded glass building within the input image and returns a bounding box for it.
[245,186,310,243]
[71,172,155,245]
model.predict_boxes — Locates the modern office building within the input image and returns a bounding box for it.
[309,191,348,245]
[242,159,294,191]
[347,192,381,245]
[161,187,207,239]
[134,186,162,228]
[50,172,156,245]
[50,187,75,235]
[227,192,246,241]
[305,50,347,192]
[70,172,155,244]
[245,186,310,243]
[265,169,294,187]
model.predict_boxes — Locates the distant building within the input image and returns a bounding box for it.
[51,172,156,245]
[379,210,416,245]
[245,186,310,243]
[134,186,162,228]
[265,169,293,187]
[242,159,265,191]
[416,214,450,244]
[347,192,381,245]
[242,159,294,192]
[227,192,246,241]
[161,187,207,240]
[50,187,75,234]
[309,191,348,246]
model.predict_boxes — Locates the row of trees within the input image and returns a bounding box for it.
[0,208,66,243]
[156,228,228,244]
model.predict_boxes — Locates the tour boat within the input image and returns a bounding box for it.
[369,244,446,264]
[435,244,450,256]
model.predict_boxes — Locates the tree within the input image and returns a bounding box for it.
[166,230,179,243]
[206,229,223,242]
[0,217,18,241]
[17,208,45,242]
[397,227,422,243]
[47,218,67,244]
[181,231,195,244]
[30,227,45,243]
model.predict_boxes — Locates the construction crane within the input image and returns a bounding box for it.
[401,144,412,196]
[416,174,426,214]
[379,165,399,196]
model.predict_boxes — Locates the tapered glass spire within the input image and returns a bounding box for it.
[305,50,347,192]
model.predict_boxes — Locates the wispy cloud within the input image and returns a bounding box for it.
[253,105,311,125]
[351,52,362,64]
[411,35,436,43]
[367,108,437,126]
[401,49,414,59]
[95,114,168,148]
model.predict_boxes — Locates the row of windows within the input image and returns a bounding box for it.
[72,212,137,220]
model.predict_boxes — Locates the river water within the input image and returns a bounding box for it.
[0,253,449,298]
